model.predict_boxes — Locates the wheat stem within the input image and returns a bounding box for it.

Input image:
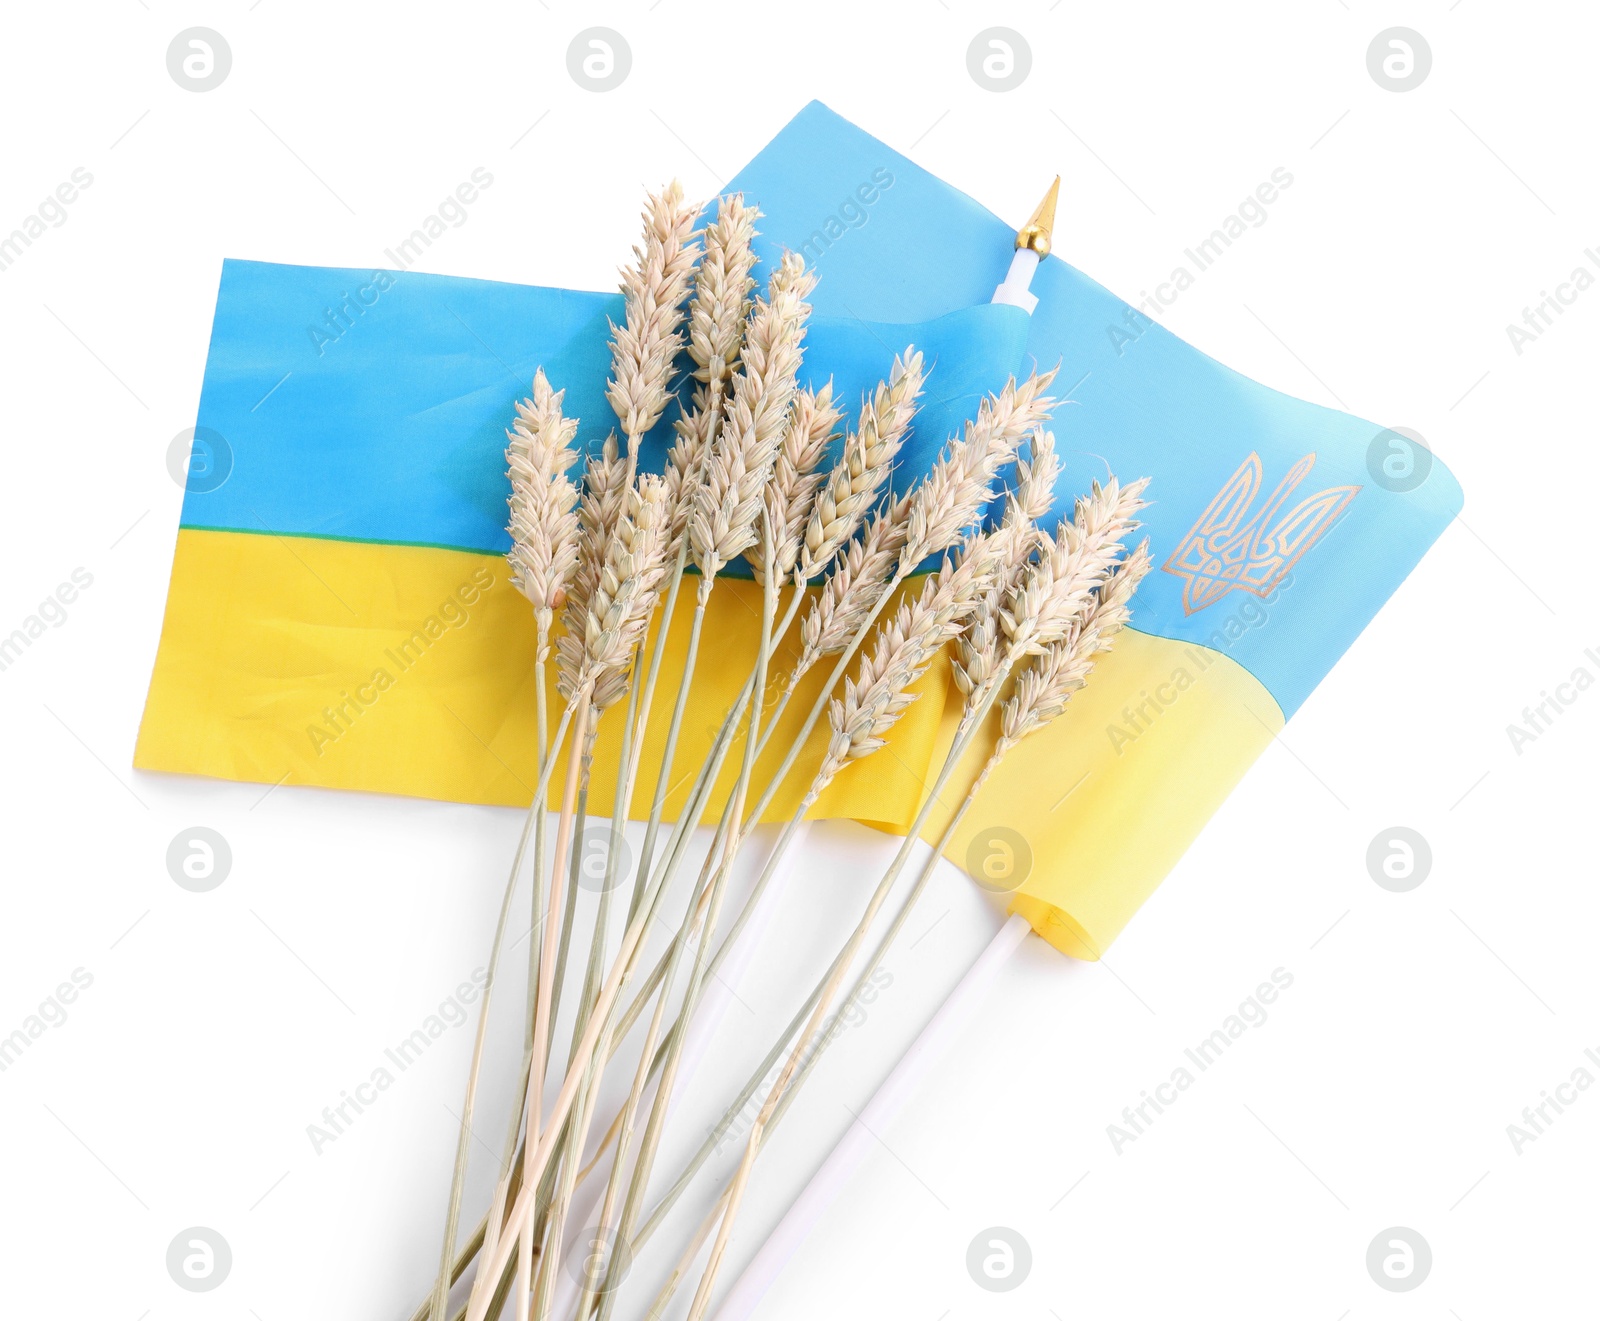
[528,694,594,1138]
[590,536,783,1321]
[462,660,758,1321]
[425,693,577,1321]
[668,534,1153,1319]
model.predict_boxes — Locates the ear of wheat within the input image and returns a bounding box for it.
[748,382,844,585]
[1001,474,1149,662]
[666,195,760,539]
[506,368,583,645]
[607,181,702,452]
[794,366,1055,678]
[814,530,1002,787]
[795,349,925,581]
[556,433,631,702]
[899,369,1057,569]
[689,253,816,580]
[953,426,1061,698]
[1002,538,1152,746]
[575,475,674,708]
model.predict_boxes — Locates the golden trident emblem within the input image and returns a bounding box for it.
[1163,452,1359,614]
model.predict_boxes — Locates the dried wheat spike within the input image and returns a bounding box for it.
[1002,475,1148,662]
[666,196,760,537]
[685,194,759,388]
[748,383,845,584]
[796,492,911,669]
[814,531,1004,786]
[606,182,702,446]
[556,434,630,700]
[795,368,1055,675]
[689,252,816,579]
[953,427,1062,698]
[506,370,583,648]
[796,350,925,583]
[561,475,673,709]
[1001,539,1152,746]
[899,369,1057,571]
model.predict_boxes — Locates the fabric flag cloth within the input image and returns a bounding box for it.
[136,100,1461,960]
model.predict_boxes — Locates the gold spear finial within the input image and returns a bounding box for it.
[1015,176,1060,258]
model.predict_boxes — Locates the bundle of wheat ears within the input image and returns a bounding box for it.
[414,182,1153,1321]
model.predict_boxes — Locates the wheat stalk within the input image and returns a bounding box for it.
[624,486,1153,1281]
[424,372,584,1321]
[1003,538,1152,747]
[795,350,924,581]
[665,195,760,538]
[689,253,815,582]
[521,477,672,1299]
[464,516,684,1321]
[507,369,583,633]
[622,193,760,903]
[814,533,1001,786]
[576,378,1057,1230]
[677,507,1150,1321]
[1000,475,1148,663]
[953,426,1059,698]
[606,181,701,458]
[530,205,760,1309]
[480,254,824,1321]
[483,476,672,1319]
[678,534,1006,1321]
[747,382,845,585]
[570,261,819,1290]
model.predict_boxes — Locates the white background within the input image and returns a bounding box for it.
[1,2,1596,1318]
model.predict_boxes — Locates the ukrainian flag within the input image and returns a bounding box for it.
[137,102,1461,959]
